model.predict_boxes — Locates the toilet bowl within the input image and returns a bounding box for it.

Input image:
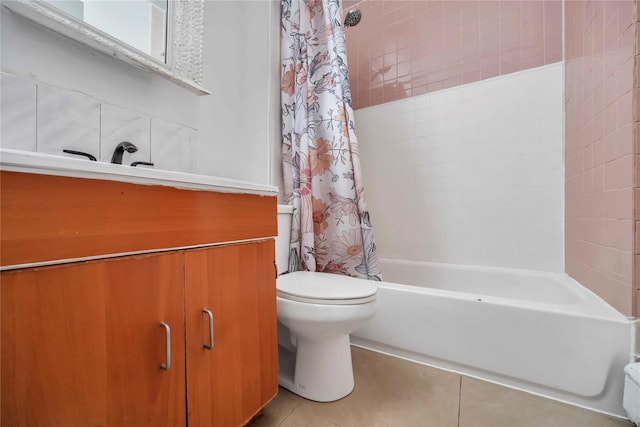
[275,205,378,402]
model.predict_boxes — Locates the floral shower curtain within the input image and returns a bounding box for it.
[281,0,381,280]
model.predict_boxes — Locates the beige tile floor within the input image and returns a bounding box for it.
[250,347,633,427]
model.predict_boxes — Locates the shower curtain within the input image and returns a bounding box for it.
[281,0,381,280]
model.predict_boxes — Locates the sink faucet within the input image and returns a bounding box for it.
[111,141,138,164]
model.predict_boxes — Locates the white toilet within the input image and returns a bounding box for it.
[275,205,378,402]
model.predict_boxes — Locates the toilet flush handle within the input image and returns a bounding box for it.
[203,309,214,350]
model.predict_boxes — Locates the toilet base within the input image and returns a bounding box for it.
[278,334,355,402]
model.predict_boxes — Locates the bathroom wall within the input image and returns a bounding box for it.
[348,1,564,272]
[344,0,562,109]
[1,2,280,184]
[635,9,640,320]
[196,0,281,186]
[357,64,564,272]
[0,5,200,171]
[564,0,636,316]
[0,7,199,128]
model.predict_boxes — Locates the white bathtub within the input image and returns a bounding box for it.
[351,258,636,417]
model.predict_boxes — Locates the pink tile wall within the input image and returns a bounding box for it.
[565,0,636,316]
[344,0,562,110]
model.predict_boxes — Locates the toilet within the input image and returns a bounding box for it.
[275,205,378,402]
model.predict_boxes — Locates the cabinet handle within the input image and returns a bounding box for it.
[160,322,171,370]
[203,309,214,350]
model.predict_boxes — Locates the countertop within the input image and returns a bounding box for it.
[0,149,279,197]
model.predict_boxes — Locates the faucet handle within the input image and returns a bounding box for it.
[63,149,97,161]
[131,161,154,167]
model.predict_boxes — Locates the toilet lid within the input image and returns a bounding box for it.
[277,271,377,304]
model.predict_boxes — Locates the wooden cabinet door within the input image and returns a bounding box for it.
[104,253,186,427]
[2,261,108,427]
[1,252,185,427]
[185,241,278,427]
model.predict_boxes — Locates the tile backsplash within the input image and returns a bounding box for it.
[151,119,197,172]
[0,71,197,173]
[100,103,151,165]
[356,63,564,272]
[37,84,100,158]
[1,73,36,151]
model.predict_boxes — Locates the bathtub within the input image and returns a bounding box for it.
[351,258,636,417]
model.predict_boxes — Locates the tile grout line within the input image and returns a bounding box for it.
[276,401,303,427]
[457,375,462,427]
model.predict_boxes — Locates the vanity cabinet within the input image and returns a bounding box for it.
[1,252,187,427]
[185,243,277,427]
[0,170,278,426]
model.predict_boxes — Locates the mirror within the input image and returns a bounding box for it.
[44,0,169,62]
[3,0,208,95]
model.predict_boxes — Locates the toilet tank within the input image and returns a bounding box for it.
[276,205,294,275]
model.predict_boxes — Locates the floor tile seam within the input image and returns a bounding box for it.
[305,400,344,427]
[326,411,346,427]
[276,400,304,427]
[457,375,463,427]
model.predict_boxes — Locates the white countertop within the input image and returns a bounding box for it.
[0,149,279,196]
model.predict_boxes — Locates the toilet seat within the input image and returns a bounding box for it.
[277,271,378,305]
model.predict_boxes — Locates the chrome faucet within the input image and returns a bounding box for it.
[111,141,138,164]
